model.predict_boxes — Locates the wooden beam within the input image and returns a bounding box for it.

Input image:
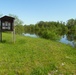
[0,31,2,42]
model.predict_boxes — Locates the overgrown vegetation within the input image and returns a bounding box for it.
[0,33,76,75]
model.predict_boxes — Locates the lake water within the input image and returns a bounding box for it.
[22,33,39,38]
[59,35,76,47]
[23,33,76,47]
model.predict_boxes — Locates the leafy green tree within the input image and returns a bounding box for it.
[67,19,75,26]
[15,25,24,34]
[66,19,76,31]
[24,25,28,33]
[8,14,23,26]
[8,14,24,34]
[37,21,45,28]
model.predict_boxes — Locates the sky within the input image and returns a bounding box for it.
[0,0,76,25]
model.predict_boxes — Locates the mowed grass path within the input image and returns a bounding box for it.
[0,33,76,75]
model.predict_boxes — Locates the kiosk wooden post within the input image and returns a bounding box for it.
[0,20,2,42]
[0,31,2,42]
[12,28,15,43]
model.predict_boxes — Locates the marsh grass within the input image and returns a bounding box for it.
[0,33,76,75]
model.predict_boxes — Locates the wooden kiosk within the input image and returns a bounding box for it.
[0,16,15,42]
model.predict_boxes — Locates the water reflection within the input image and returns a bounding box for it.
[23,33,76,47]
[60,32,76,47]
[59,35,75,47]
[22,33,39,38]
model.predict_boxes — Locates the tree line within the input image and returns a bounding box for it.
[0,14,76,40]
[24,19,76,40]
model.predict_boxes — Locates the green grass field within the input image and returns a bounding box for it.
[0,33,76,75]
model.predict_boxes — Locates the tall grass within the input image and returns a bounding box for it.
[0,33,76,75]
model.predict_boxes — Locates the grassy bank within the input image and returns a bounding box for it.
[0,33,76,75]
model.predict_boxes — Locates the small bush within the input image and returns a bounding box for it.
[41,30,60,41]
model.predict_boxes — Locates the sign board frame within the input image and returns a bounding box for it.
[0,16,15,31]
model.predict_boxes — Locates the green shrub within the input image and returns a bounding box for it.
[41,30,60,41]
